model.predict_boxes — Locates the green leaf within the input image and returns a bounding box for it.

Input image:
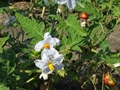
[16,87,26,90]
[56,14,86,36]
[75,2,103,20]
[100,52,120,65]
[0,85,10,90]
[72,46,82,52]
[112,5,120,17]
[15,13,45,44]
[65,14,86,36]
[56,69,67,77]
[6,61,16,75]
[49,14,62,21]
[100,39,110,52]
[0,35,9,53]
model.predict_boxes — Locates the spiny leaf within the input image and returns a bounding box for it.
[65,14,86,36]
[15,13,45,44]
[56,14,86,36]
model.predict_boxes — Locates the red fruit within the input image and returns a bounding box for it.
[104,78,109,84]
[80,12,89,19]
[103,72,116,86]
[108,80,115,86]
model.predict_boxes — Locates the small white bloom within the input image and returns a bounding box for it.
[113,63,120,68]
[56,0,78,10]
[80,20,86,28]
[56,0,66,4]
[41,48,60,58]
[44,0,54,6]
[39,73,48,80]
[35,32,60,52]
[34,52,64,80]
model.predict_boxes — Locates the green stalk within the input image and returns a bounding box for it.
[105,0,113,23]
[41,6,46,18]
[29,0,34,11]
[102,73,104,90]
[20,69,41,73]
[90,77,97,90]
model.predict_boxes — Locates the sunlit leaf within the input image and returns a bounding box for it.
[15,13,45,44]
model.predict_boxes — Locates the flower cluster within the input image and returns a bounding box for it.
[44,0,78,10]
[34,32,64,80]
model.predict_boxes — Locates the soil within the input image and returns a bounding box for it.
[108,25,120,52]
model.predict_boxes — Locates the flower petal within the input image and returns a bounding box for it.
[39,73,48,80]
[53,54,64,64]
[44,32,51,39]
[65,0,77,10]
[42,48,59,58]
[34,59,45,69]
[113,63,120,67]
[34,40,44,51]
[42,66,52,74]
[56,0,67,4]
[54,63,64,70]
[50,38,60,46]
[41,53,49,64]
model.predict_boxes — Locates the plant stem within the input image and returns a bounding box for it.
[102,73,104,90]
[90,77,97,90]
[20,69,41,73]
[105,0,113,23]
[41,6,46,18]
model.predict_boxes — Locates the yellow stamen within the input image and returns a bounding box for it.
[43,43,50,49]
[48,62,54,71]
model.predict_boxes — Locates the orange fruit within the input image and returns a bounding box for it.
[80,12,89,19]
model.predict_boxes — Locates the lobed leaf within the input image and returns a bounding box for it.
[15,13,45,44]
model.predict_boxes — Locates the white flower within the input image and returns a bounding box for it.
[56,0,78,10]
[80,20,86,28]
[113,63,120,68]
[39,73,48,80]
[34,52,64,80]
[35,32,60,52]
[41,47,59,58]
[44,0,54,6]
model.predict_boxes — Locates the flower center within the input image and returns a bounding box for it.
[48,62,54,71]
[43,43,50,49]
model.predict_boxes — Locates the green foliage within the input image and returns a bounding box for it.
[0,85,10,90]
[75,2,103,20]
[0,35,9,53]
[112,5,120,17]
[56,14,86,36]
[15,13,45,44]
[0,0,120,90]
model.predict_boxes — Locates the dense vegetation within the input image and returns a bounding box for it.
[0,0,120,90]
